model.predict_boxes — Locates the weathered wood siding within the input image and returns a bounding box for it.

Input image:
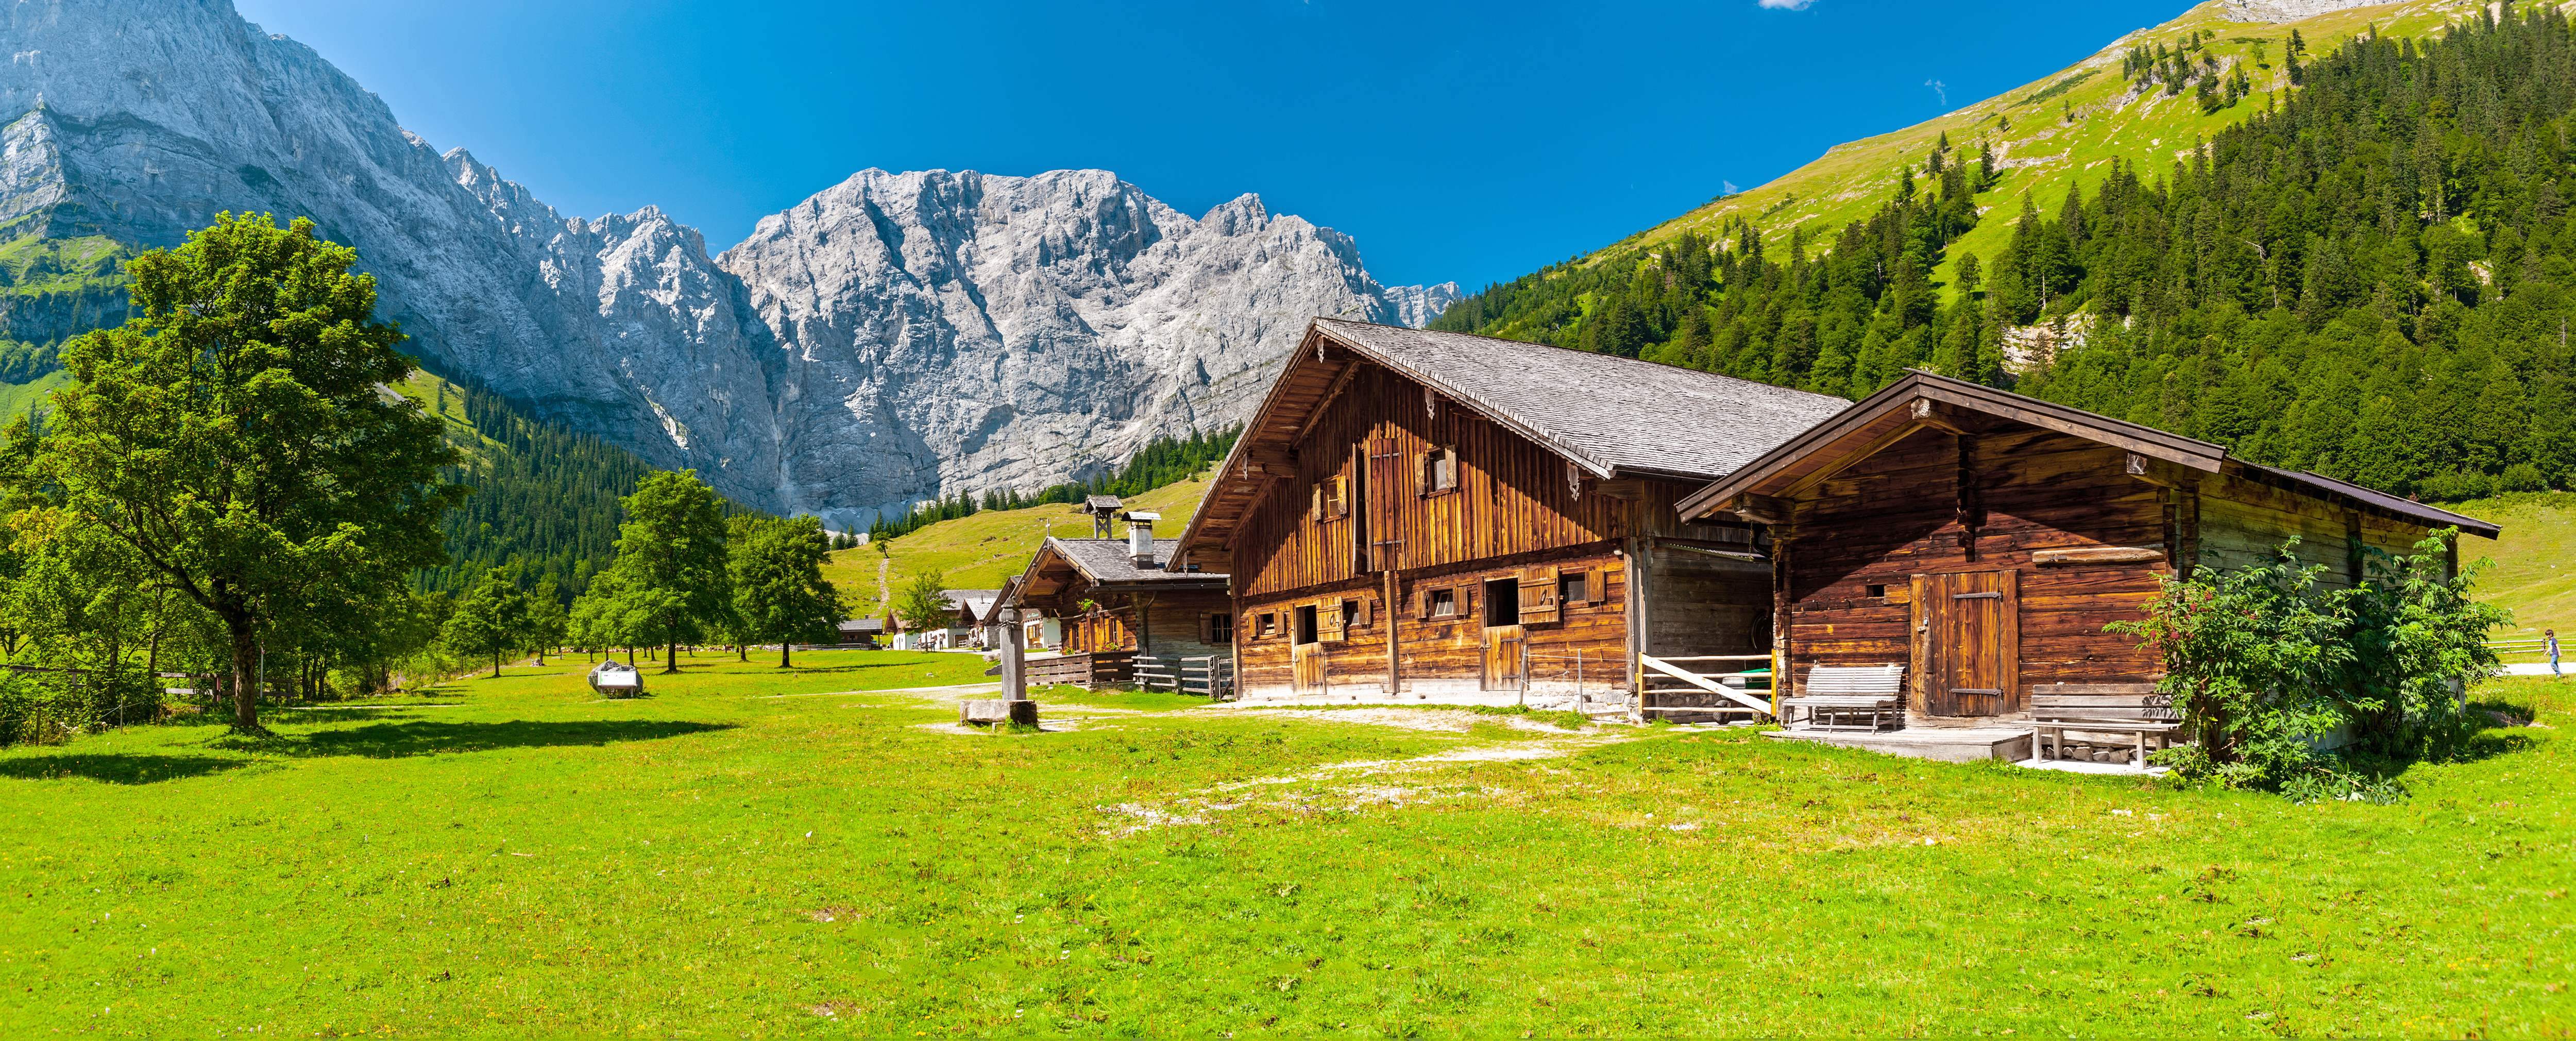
[1780,419,2450,717]
[1783,425,2172,712]
[1236,548,1634,699]
[1234,365,1702,599]
[1226,361,1766,699]
[2197,473,2428,586]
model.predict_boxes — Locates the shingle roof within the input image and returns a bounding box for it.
[838,618,885,632]
[1311,319,1850,480]
[1045,538,1225,583]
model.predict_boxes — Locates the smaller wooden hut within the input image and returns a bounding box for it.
[1005,518,1232,689]
[1677,371,2501,742]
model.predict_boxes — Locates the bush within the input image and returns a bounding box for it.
[2109,530,2504,797]
[0,666,165,746]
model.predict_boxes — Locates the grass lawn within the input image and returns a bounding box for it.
[4,651,2569,1036]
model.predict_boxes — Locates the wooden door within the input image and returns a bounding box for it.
[1482,576,1523,691]
[1483,625,1523,691]
[1366,438,1402,572]
[1293,641,1327,694]
[1292,602,1327,694]
[1923,570,2019,717]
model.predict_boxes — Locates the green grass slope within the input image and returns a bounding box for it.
[0,649,2567,1033]
[2455,492,2576,643]
[1613,0,2468,290]
[825,477,1213,617]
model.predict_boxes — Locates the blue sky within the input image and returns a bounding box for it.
[232,0,2188,291]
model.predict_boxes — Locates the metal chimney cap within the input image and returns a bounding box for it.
[1121,511,1162,522]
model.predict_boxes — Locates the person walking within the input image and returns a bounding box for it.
[2550,628,2563,679]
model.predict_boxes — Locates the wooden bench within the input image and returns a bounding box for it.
[1783,664,1904,732]
[2028,686,2179,768]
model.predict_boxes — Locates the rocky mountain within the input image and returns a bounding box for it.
[0,0,1445,526]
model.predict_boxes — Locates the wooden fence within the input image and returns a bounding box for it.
[1133,655,1234,699]
[1636,654,1775,722]
[1026,652,1134,689]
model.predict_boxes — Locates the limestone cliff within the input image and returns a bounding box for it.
[0,0,1446,523]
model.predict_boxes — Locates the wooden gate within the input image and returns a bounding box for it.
[1917,570,2019,717]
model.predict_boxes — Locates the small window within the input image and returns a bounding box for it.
[1560,573,1588,605]
[1256,612,1277,639]
[1866,584,1887,598]
[1429,587,1458,617]
[1296,605,1320,645]
[1210,613,1234,644]
[1420,445,1460,495]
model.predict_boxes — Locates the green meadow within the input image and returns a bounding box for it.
[3,649,2569,1036]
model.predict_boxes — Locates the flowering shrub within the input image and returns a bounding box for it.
[2109,529,2504,798]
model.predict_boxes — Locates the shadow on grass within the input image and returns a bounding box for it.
[0,753,247,784]
[212,718,736,759]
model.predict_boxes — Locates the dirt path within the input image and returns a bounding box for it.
[875,556,890,606]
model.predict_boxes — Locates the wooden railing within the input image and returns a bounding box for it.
[1637,654,1775,720]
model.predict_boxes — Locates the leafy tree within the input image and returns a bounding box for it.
[889,571,952,649]
[443,569,531,678]
[16,213,460,733]
[598,471,729,673]
[730,516,844,667]
[525,575,569,666]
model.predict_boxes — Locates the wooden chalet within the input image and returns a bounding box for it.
[1006,517,1233,689]
[1170,318,1850,707]
[1679,371,2501,748]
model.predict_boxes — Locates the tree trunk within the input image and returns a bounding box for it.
[625,646,636,667]
[663,639,680,674]
[492,646,502,679]
[780,641,792,668]
[226,617,263,733]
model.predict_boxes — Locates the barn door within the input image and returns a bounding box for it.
[1482,577,1523,691]
[1292,603,1327,694]
[1924,570,2019,717]
[1367,438,1402,572]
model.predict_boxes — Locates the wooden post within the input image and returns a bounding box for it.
[1385,567,1401,696]
[1628,537,1650,724]
[1002,606,1027,702]
[1771,534,1792,717]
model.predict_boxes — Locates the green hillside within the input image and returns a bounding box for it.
[825,476,1212,619]
[1635,0,2468,289]
[2455,491,2576,642]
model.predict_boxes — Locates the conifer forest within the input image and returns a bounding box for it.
[1433,6,2576,501]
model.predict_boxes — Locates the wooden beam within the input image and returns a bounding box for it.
[1727,492,1790,525]
[1778,419,1936,501]
[1290,361,1359,448]
[2031,546,2164,565]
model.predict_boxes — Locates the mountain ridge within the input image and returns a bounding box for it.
[0,0,1450,529]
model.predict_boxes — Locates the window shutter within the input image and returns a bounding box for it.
[1318,600,1346,642]
[1335,475,1352,518]
[1439,446,1459,491]
[1415,586,1431,620]
[1198,613,1213,643]
[1355,597,1372,628]
[1456,583,1473,620]
[1587,566,1608,605]
[1518,566,1561,624]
